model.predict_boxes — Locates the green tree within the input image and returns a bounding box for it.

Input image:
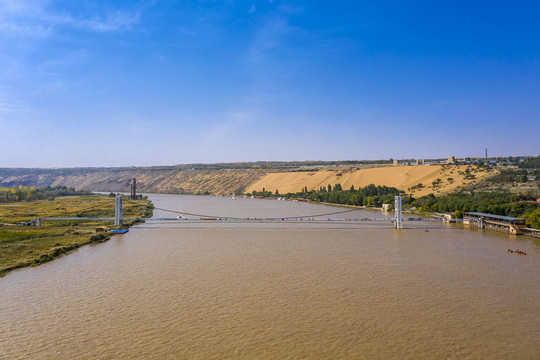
[526,209,540,229]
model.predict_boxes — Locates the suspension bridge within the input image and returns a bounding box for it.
[28,195,468,229]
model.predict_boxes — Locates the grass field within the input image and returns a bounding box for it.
[0,195,153,276]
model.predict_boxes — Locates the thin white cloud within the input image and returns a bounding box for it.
[76,11,141,33]
[0,101,24,113]
[249,16,293,62]
[0,86,32,114]
[0,21,52,38]
[247,4,306,63]
[37,48,89,74]
[201,112,253,144]
[0,0,142,38]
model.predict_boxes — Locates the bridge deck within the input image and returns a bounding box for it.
[37,217,466,223]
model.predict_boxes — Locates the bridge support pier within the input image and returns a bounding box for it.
[394,196,403,229]
[114,195,123,226]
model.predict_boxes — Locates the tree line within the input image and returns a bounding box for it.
[249,183,403,207]
[412,191,539,217]
[0,185,91,203]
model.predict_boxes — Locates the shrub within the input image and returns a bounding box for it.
[89,233,108,243]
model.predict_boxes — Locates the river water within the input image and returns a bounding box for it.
[1,194,539,359]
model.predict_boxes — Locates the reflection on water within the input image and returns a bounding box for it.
[1,194,539,359]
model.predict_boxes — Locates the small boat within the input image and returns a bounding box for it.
[110,229,129,234]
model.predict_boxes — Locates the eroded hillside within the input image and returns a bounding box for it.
[0,168,265,196]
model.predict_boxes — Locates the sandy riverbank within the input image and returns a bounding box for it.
[246,165,494,196]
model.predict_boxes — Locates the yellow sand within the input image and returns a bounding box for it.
[246,165,494,197]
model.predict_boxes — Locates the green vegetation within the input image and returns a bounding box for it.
[250,183,403,207]
[1,185,92,203]
[526,208,540,229]
[518,155,540,169]
[486,168,539,184]
[0,192,153,276]
[410,191,539,218]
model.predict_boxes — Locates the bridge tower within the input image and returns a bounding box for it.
[130,177,137,200]
[394,195,403,229]
[114,195,123,226]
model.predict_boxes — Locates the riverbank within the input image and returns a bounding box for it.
[0,195,153,277]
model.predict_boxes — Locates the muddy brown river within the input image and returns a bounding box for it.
[1,194,539,359]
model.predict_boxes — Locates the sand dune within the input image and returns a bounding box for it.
[245,165,494,196]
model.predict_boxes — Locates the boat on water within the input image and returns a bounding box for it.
[110,229,129,234]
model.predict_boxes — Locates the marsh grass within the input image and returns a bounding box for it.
[0,195,153,276]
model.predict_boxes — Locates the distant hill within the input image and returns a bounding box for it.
[0,167,265,195]
[0,162,497,197]
[0,161,389,195]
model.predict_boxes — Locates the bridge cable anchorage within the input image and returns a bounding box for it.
[152,206,361,220]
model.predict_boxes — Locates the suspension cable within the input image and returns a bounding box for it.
[152,206,361,220]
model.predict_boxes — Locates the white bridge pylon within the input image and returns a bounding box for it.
[114,195,123,226]
[394,195,403,229]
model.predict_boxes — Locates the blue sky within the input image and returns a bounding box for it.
[1,0,539,167]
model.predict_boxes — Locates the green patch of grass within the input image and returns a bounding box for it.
[0,195,152,277]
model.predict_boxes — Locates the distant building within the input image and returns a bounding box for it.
[393,159,398,166]
[447,156,455,164]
